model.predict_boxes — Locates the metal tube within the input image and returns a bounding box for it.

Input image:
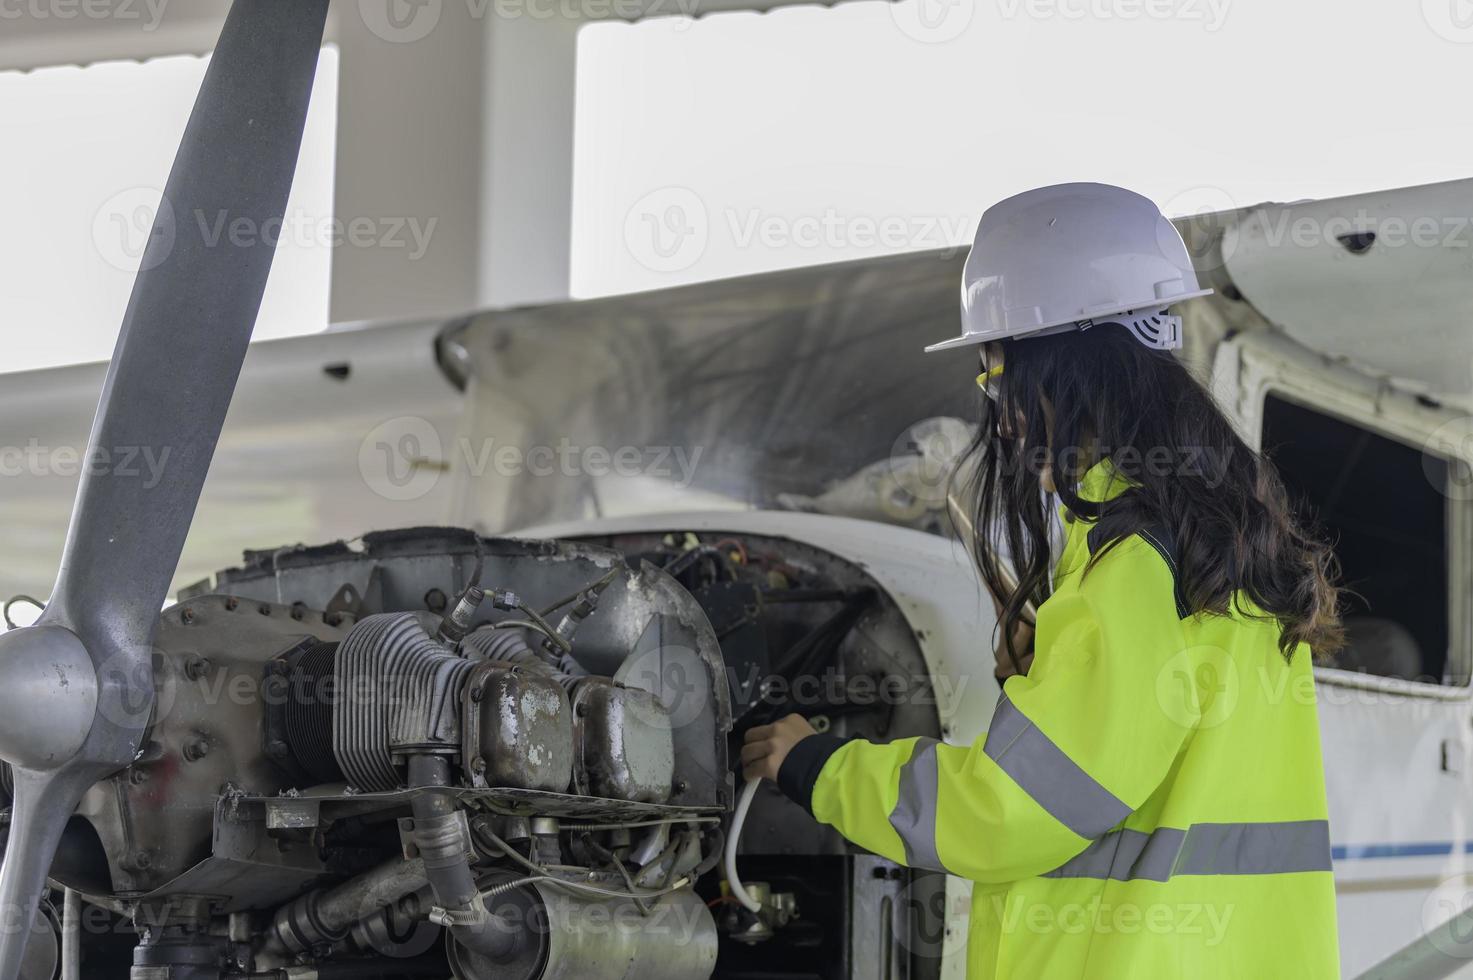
[61,888,79,980]
[312,859,429,932]
[258,857,428,961]
[248,963,445,979]
[447,878,719,980]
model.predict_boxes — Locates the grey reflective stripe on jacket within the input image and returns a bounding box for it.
[890,738,947,872]
[983,693,1132,840]
[884,690,1134,873]
[883,697,1334,882]
[1045,819,1333,881]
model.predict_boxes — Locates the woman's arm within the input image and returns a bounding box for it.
[744,538,1200,883]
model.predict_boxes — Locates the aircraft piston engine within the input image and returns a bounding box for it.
[275,611,678,804]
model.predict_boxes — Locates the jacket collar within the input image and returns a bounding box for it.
[1054,458,1129,581]
[1073,457,1130,505]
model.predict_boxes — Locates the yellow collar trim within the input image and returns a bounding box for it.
[1075,458,1131,504]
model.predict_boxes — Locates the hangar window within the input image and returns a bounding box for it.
[0,47,338,374]
[1261,394,1456,685]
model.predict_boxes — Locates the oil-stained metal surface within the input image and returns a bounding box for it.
[465,660,575,793]
[124,795,331,914]
[571,677,675,804]
[75,594,345,895]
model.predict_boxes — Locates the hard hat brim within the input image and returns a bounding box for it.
[924,287,1214,353]
[923,333,990,353]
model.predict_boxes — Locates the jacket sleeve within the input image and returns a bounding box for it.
[777,536,1203,883]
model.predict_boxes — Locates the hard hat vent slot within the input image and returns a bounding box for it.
[1121,309,1182,350]
[1079,308,1182,351]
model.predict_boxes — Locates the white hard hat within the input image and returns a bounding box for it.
[926,182,1211,353]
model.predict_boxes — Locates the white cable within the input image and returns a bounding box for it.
[724,777,762,913]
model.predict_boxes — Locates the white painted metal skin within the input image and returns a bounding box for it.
[0,319,466,602]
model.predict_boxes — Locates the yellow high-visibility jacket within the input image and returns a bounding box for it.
[777,462,1339,978]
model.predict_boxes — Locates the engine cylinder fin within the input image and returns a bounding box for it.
[334,613,476,791]
[282,640,342,784]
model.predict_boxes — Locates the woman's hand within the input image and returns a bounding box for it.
[741,714,817,782]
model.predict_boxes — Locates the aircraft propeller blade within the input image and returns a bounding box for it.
[0,2,328,975]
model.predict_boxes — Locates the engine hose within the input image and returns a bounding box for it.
[724,778,762,913]
[406,756,519,960]
[258,857,428,962]
[407,755,480,912]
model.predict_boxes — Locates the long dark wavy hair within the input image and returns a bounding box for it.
[958,325,1343,671]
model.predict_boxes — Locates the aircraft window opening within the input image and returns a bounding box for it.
[1261,394,1458,686]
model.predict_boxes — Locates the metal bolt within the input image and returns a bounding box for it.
[184,656,211,681]
[225,597,239,611]
[128,768,149,786]
[471,757,487,775]
[257,604,271,616]
[183,737,210,762]
[180,607,194,625]
[470,684,484,703]
[425,588,448,614]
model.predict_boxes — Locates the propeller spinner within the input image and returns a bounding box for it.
[0,1,329,975]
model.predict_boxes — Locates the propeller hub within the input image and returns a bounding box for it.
[0,626,97,770]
